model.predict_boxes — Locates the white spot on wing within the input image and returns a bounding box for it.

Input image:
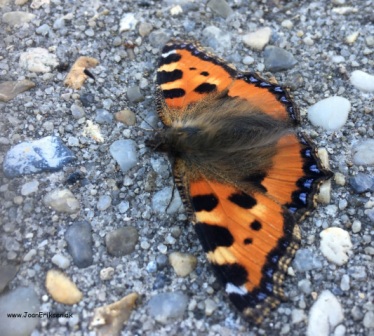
[162,50,177,58]
[225,283,248,295]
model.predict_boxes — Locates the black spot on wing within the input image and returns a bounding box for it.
[212,263,248,287]
[189,67,197,70]
[250,220,262,231]
[194,82,217,94]
[159,53,182,65]
[200,71,209,76]
[244,238,253,245]
[192,194,218,212]
[228,192,257,209]
[162,88,185,99]
[195,223,234,252]
[157,69,183,85]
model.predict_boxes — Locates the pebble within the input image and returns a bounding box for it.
[202,26,231,52]
[334,325,346,336]
[306,290,344,336]
[298,279,312,295]
[19,47,58,73]
[97,195,112,211]
[36,23,50,36]
[340,274,350,291]
[263,46,297,72]
[147,292,188,324]
[0,264,18,293]
[363,311,374,328]
[292,248,323,272]
[127,85,144,103]
[118,201,130,214]
[207,0,233,18]
[115,108,136,126]
[320,227,352,266]
[292,308,306,324]
[100,267,115,281]
[242,56,254,65]
[44,188,80,214]
[281,19,293,29]
[146,261,157,273]
[351,220,361,233]
[2,11,35,25]
[352,140,374,166]
[243,27,272,51]
[65,221,93,268]
[334,173,346,186]
[0,80,35,102]
[349,173,374,193]
[0,287,40,336]
[109,139,138,173]
[119,13,138,32]
[350,70,374,92]
[307,96,351,131]
[80,93,95,107]
[51,254,70,269]
[204,298,217,316]
[95,109,113,124]
[3,136,75,178]
[21,180,39,196]
[151,186,183,214]
[138,22,153,37]
[366,208,374,222]
[169,252,197,277]
[351,306,364,321]
[70,104,85,119]
[348,266,367,281]
[148,30,169,48]
[45,270,83,305]
[345,31,359,44]
[105,226,138,257]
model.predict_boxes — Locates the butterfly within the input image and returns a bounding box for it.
[149,40,332,324]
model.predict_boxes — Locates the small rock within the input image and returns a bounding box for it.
[350,70,374,92]
[119,13,138,32]
[109,139,138,173]
[152,186,183,214]
[100,267,115,281]
[298,279,312,295]
[307,96,351,131]
[0,287,40,336]
[118,201,130,214]
[30,0,50,9]
[345,31,359,44]
[263,46,297,72]
[115,109,136,126]
[293,248,323,272]
[0,264,18,293]
[0,80,35,102]
[292,308,306,324]
[127,86,144,103]
[202,25,231,51]
[97,195,112,211]
[45,270,83,305]
[334,325,346,336]
[90,293,138,336]
[80,93,95,107]
[21,180,39,196]
[351,306,364,321]
[306,290,344,336]
[3,136,75,178]
[65,221,93,268]
[36,23,50,36]
[147,292,188,324]
[169,252,197,277]
[170,5,183,16]
[243,27,272,50]
[363,311,374,329]
[19,47,58,73]
[105,226,138,257]
[334,173,346,186]
[2,11,35,25]
[44,189,80,214]
[95,109,113,124]
[148,30,169,48]
[70,104,85,119]
[352,140,374,165]
[204,298,217,316]
[51,254,70,269]
[138,22,153,37]
[351,220,361,233]
[320,227,352,266]
[207,0,233,18]
[340,274,350,291]
[243,56,254,65]
[281,19,293,29]
[349,173,374,193]
[348,266,367,281]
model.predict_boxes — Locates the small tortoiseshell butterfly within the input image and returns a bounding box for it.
[149,40,332,324]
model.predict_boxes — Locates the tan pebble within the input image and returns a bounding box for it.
[317,180,331,204]
[346,31,359,44]
[100,267,115,281]
[64,56,99,90]
[169,252,197,277]
[45,269,83,305]
[115,109,136,126]
[90,292,138,336]
[334,172,346,186]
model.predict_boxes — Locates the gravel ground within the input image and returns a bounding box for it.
[0,0,373,335]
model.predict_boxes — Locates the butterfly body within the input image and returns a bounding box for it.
[151,40,332,324]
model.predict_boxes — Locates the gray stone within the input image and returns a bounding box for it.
[264,46,297,72]
[349,173,374,193]
[21,180,39,196]
[44,189,80,214]
[202,25,231,51]
[105,226,138,257]
[0,287,40,336]
[110,139,138,173]
[0,264,18,293]
[363,311,374,328]
[35,23,50,36]
[0,80,35,102]
[95,109,113,124]
[292,248,323,272]
[340,274,350,291]
[138,21,153,37]
[65,221,93,268]
[352,140,374,165]
[207,0,233,18]
[147,292,188,324]
[70,104,85,119]
[3,136,75,178]
[127,86,144,103]
[298,279,312,295]
[148,30,169,48]
[51,254,70,269]
[152,186,183,214]
[351,306,364,321]
[2,11,35,25]
[97,195,112,211]
[19,47,58,73]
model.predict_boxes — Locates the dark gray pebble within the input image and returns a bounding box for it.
[127,86,144,103]
[65,221,93,268]
[105,226,138,257]
[264,46,298,72]
[80,92,95,107]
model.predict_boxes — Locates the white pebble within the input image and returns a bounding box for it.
[97,195,112,211]
[320,227,352,265]
[281,19,293,29]
[340,274,350,291]
[308,96,351,130]
[110,140,138,173]
[243,27,272,50]
[351,220,361,233]
[51,254,71,269]
[21,180,39,196]
[119,13,138,32]
[352,139,374,165]
[350,70,374,92]
[19,47,58,73]
[242,56,254,65]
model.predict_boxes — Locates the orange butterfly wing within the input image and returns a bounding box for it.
[155,40,332,323]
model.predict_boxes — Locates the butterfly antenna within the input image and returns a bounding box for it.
[135,113,157,132]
